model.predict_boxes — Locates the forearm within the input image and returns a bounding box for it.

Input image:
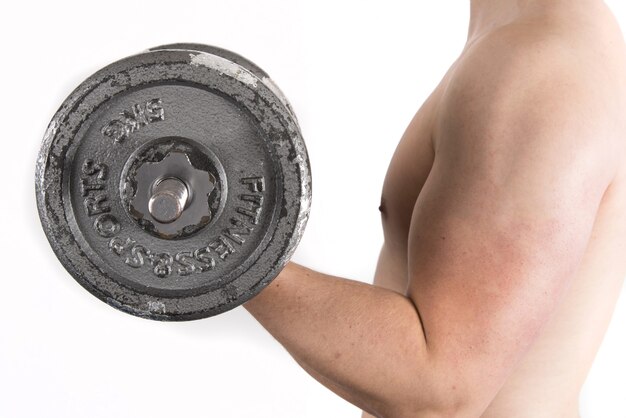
[244,262,441,417]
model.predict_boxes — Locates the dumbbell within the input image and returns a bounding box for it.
[35,44,311,321]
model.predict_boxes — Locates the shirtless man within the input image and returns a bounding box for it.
[245,1,626,416]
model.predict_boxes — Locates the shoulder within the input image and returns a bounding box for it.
[441,15,626,123]
[444,23,603,114]
[454,6,625,85]
[434,21,622,185]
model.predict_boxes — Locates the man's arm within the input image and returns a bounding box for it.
[246,264,431,417]
[245,35,617,417]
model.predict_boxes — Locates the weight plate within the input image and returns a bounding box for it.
[149,43,300,127]
[36,45,312,321]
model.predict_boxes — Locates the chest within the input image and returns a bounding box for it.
[379,100,437,252]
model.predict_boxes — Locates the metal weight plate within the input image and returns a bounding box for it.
[36,44,312,321]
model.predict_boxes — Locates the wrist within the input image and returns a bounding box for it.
[243,261,300,311]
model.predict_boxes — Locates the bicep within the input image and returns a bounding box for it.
[406,68,613,412]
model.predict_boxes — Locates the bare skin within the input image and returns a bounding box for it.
[245,1,626,417]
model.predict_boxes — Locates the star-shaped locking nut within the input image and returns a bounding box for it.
[128,151,217,239]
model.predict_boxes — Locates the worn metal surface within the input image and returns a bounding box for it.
[36,44,312,321]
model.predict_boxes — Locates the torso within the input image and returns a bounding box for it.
[371,5,626,417]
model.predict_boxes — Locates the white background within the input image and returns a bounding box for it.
[1,1,625,417]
